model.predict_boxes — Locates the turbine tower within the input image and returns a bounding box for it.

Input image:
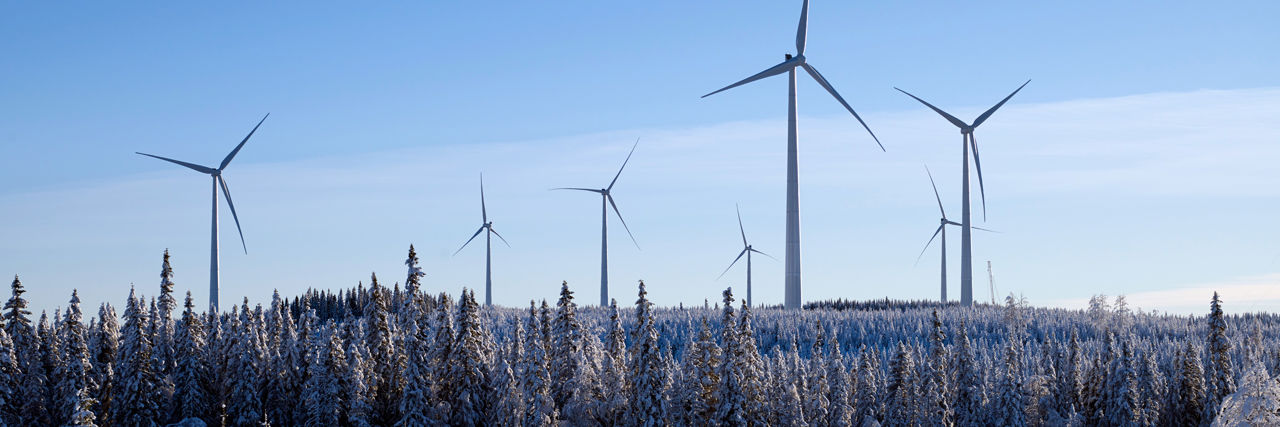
[896,80,1028,306]
[136,114,268,312]
[554,139,640,306]
[454,173,509,306]
[915,166,995,303]
[717,204,776,308]
[702,0,882,310]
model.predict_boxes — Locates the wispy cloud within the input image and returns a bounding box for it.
[1046,273,1280,315]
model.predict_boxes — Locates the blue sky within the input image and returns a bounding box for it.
[2,1,1278,314]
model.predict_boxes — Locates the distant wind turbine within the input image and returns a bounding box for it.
[554,138,641,306]
[703,0,882,310]
[896,80,1028,306]
[915,166,996,303]
[717,205,776,308]
[136,114,268,312]
[454,173,509,307]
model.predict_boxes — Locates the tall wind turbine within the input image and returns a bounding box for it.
[454,174,509,307]
[702,0,882,310]
[554,139,640,306]
[136,114,268,312]
[896,80,1028,306]
[915,166,995,303]
[717,205,776,308]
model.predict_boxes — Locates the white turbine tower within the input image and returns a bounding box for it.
[136,114,268,313]
[717,205,776,308]
[703,0,882,310]
[554,139,640,306]
[896,80,1028,306]
[915,166,995,303]
[454,173,509,307]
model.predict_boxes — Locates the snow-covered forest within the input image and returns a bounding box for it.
[3,247,1280,426]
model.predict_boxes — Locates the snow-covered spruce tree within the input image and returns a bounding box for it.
[63,386,99,427]
[563,328,605,425]
[827,342,855,427]
[171,292,210,424]
[600,298,629,424]
[1083,332,1114,425]
[854,343,882,426]
[1206,292,1235,414]
[780,381,808,426]
[924,310,953,427]
[6,276,51,425]
[806,324,832,426]
[225,300,266,427]
[488,343,523,426]
[1059,329,1085,417]
[111,288,160,426]
[1136,350,1166,426]
[54,290,95,425]
[431,293,457,420]
[263,289,299,426]
[991,340,1026,427]
[302,326,343,426]
[552,281,583,413]
[522,301,556,426]
[716,287,750,425]
[1105,339,1140,426]
[359,274,400,425]
[952,319,984,427]
[395,295,436,427]
[0,328,19,427]
[886,341,920,426]
[1209,357,1280,426]
[144,298,174,420]
[682,316,721,423]
[345,337,375,427]
[736,302,768,425]
[404,244,426,300]
[89,303,117,427]
[155,249,178,379]
[627,281,668,426]
[1174,341,1207,426]
[448,289,494,426]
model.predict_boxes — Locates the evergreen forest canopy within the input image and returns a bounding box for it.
[2,247,1279,426]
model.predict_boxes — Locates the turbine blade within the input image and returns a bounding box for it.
[971,225,1000,233]
[136,152,216,175]
[219,113,269,170]
[946,220,962,227]
[925,164,945,218]
[915,225,945,266]
[894,87,968,129]
[717,248,749,280]
[702,59,797,98]
[749,248,779,261]
[970,134,988,221]
[802,63,883,151]
[795,0,809,55]
[608,138,639,191]
[972,80,1030,128]
[218,176,247,254]
[480,173,487,224]
[607,195,639,249]
[736,204,748,247]
[453,226,486,256]
[551,187,604,194]
[489,227,511,247]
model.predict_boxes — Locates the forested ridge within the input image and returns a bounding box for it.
[2,247,1278,426]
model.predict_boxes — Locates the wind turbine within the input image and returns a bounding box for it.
[554,138,640,306]
[136,114,268,312]
[915,166,995,303]
[717,205,776,308]
[702,0,882,310]
[454,174,509,307]
[896,80,1028,306]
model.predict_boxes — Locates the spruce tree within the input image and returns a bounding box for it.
[522,301,556,426]
[364,273,402,425]
[345,338,375,427]
[854,344,882,426]
[1175,341,1206,426]
[90,304,117,427]
[171,292,210,424]
[55,290,94,425]
[626,281,667,426]
[925,310,953,426]
[302,327,343,426]
[155,249,177,379]
[64,386,99,427]
[0,328,18,427]
[952,320,983,426]
[886,342,920,426]
[716,288,750,425]
[551,281,582,412]
[599,298,628,424]
[405,244,426,296]
[111,289,160,426]
[992,340,1026,427]
[225,300,265,427]
[448,289,492,426]
[1205,292,1235,413]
